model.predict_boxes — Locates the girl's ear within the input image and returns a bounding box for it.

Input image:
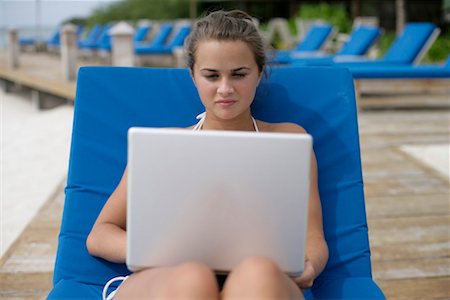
[190,70,197,87]
[257,66,264,85]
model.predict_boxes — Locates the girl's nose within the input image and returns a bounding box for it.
[217,78,234,95]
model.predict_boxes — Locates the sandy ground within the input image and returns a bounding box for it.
[0,88,73,258]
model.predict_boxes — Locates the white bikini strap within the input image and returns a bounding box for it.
[251,117,259,132]
[102,276,128,300]
[192,112,206,131]
[193,112,259,132]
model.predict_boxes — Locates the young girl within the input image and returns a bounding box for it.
[87,10,328,300]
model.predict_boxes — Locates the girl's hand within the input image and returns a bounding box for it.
[294,258,316,290]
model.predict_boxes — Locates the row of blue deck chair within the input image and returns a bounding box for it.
[74,22,191,54]
[273,22,439,67]
[272,22,449,81]
[20,22,191,55]
[348,56,450,79]
[272,22,382,64]
[19,25,85,49]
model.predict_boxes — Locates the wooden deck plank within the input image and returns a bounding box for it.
[0,66,76,101]
[0,184,62,299]
[377,277,450,300]
[0,272,52,300]
[364,176,449,197]
[357,78,450,95]
[368,215,449,245]
[370,241,450,261]
[373,258,450,280]
[365,194,449,219]
[360,94,450,109]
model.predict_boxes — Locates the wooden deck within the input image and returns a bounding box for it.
[359,110,450,299]
[0,51,449,299]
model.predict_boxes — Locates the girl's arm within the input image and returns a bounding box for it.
[295,152,329,288]
[273,122,329,288]
[86,167,128,263]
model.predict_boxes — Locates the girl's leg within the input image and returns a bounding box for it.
[115,262,220,299]
[221,256,304,300]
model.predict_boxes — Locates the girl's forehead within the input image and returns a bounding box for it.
[196,39,251,52]
[194,40,257,70]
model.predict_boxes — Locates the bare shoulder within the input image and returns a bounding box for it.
[257,120,307,134]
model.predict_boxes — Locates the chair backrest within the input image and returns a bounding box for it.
[148,23,173,47]
[76,25,85,37]
[97,24,113,49]
[296,23,334,51]
[134,24,151,42]
[382,22,440,64]
[164,24,191,49]
[52,66,374,292]
[80,24,103,44]
[47,27,61,46]
[337,25,382,55]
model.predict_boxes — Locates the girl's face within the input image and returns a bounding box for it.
[192,40,262,121]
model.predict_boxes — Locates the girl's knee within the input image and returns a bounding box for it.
[165,262,219,297]
[233,256,283,280]
[115,264,219,299]
[223,256,302,298]
[172,261,216,283]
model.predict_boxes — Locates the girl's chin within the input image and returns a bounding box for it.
[207,109,238,120]
[208,106,252,120]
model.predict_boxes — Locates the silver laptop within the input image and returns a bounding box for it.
[127,127,312,276]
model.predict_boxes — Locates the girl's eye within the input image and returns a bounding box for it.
[205,74,219,80]
[233,73,246,78]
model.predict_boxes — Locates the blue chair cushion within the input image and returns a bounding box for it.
[297,24,334,51]
[337,26,382,56]
[135,25,190,54]
[272,25,382,65]
[49,66,384,299]
[134,24,151,42]
[383,22,437,64]
[348,60,450,79]
[134,23,173,52]
[78,24,104,49]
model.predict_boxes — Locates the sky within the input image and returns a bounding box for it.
[0,0,119,28]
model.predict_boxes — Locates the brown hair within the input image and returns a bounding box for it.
[184,10,266,74]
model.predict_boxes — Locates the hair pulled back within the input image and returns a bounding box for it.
[184,10,266,74]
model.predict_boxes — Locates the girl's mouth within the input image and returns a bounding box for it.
[215,99,237,108]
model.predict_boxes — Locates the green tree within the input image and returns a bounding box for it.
[87,0,191,26]
[297,3,351,33]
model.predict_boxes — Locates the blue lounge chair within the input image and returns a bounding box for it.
[47,29,61,49]
[351,57,450,104]
[78,24,105,49]
[133,23,152,43]
[46,25,84,50]
[134,23,173,50]
[98,23,152,52]
[19,27,59,47]
[19,36,39,47]
[284,25,383,65]
[47,66,385,299]
[20,25,84,50]
[348,56,450,79]
[81,24,113,51]
[336,25,383,56]
[296,22,440,67]
[272,23,335,64]
[135,23,191,54]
